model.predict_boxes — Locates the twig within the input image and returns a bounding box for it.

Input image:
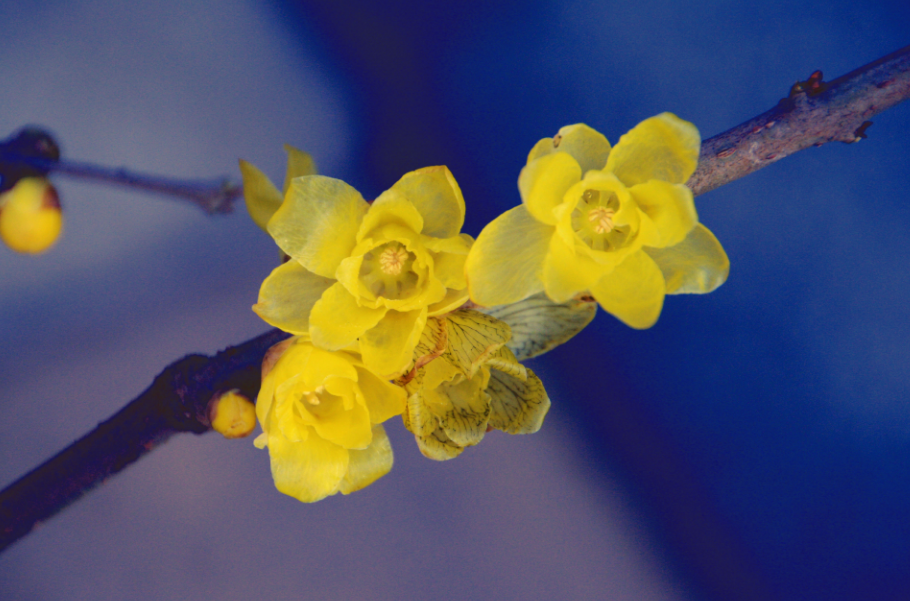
[688,44,910,196]
[0,328,289,553]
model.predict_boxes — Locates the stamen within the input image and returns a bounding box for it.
[588,206,615,234]
[379,245,409,275]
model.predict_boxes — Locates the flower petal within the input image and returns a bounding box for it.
[357,190,424,241]
[589,250,666,329]
[542,233,609,302]
[310,282,387,350]
[387,166,465,238]
[518,152,582,225]
[266,430,349,503]
[253,260,334,334]
[268,176,369,278]
[427,287,470,317]
[644,223,730,294]
[465,205,551,306]
[605,113,700,187]
[360,308,428,378]
[403,393,464,461]
[629,180,697,248]
[339,424,394,494]
[443,309,511,378]
[425,374,491,448]
[487,364,550,434]
[527,123,611,174]
[239,159,282,232]
[355,366,407,424]
[281,144,317,195]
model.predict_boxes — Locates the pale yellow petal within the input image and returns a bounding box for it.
[589,250,666,329]
[487,364,550,434]
[518,152,582,225]
[267,431,349,503]
[426,378,491,448]
[339,424,394,494]
[356,367,407,424]
[405,394,464,461]
[388,165,465,238]
[281,144,318,195]
[542,233,609,303]
[268,176,369,278]
[427,287,470,317]
[360,308,428,378]
[253,260,334,334]
[629,180,697,248]
[606,113,701,187]
[644,223,729,294]
[357,190,424,241]
[465,205,551,306]
[443,309,511,378]
[310,282,387,350]
[239,160,283,232]
[527,123,611,174]
[479,292,597,361]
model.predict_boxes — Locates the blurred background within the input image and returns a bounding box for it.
[1,1,909,599]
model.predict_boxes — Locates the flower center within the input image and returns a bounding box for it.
[588,206,615,234]
[303,384,326,406]
[379,245,409,275]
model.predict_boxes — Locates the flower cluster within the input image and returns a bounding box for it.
[243,114,728,502]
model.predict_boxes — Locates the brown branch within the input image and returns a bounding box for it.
[0,328,289,553]
[687,45,910,196]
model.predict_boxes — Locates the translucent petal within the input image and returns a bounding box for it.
[427,287,470,317]
[360,308,428,378]
[589,250,666,329]
[605,113,701,187]
[630,180,697,248]
[443,309,511,378]
[239,160,282,232]
[465,205,551,306]
[339,424,394,494]
[281,144,317,195]
[426,377,491,448]
[518,152,582,225]
[542,233,609,302]
[310,282,387,350]
[357,190,424,241]
[644,223,730,294]
[355,367,407,424]
[487,364,550,434]
[404,393,464,461]
[268,176,368,278]
[267,430,349,503]
[388,166,465,238]
[253,260,334,334]
[424,233,472,291]
[479,292,597,361]
[527,123,612,174]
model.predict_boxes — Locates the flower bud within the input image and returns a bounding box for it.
[209,389,257,439]
[0,177,63,254]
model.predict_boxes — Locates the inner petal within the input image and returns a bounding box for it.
[570,189,630,251]
[359,241,419,300]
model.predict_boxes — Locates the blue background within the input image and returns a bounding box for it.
[1,1,909,599]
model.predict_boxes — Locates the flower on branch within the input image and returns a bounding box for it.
[0,177,62,254]
[465,114,729,329]
[254,336,405,502]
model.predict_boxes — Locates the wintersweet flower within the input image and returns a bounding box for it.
[465,113,729,329]
[239,144,317,232]
[254,166,473,378]
[254,336,406,502]
[398,309,549,460]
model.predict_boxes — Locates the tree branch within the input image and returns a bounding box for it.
[0,328,289,553]
[688,44,910,196]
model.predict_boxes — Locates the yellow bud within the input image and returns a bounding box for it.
[209,389,257,439]
[0,177,63,254]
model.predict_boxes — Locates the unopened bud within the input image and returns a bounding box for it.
[209,389,257,439]
[0,177,63,254]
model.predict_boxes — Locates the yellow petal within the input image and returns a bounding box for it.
[268,176,369,278]
[302,347,359,389]
[605,113,701,187]
[425,374,491,448]
[479,292,597,361]
[253,260,334,334]
[357,190,424,241]
[356,367,407,424]
[257,338,313,433]
[518,152,582,225]
[542,233,609,302]
[388,166,465,238]
[404,392,464,461]
[424,233,472,291]
[487,364,550,434]
[629,180,697,248]
[310,282,387,350]
[339,424,394,494]
[427,287,470,317]
[527,123,611,174]
[360,308,428,378]
[239,160,282,232]
[589,250,666,329]
[465,205,551,306]
[644,223,729,294]
[281,144,317,195]
[443,309,511,378]
[267,430,349,503]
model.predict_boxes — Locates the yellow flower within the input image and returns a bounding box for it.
[399,309,549,460]
[465,113,729,329]
[0,177,63,254]
[254,166,473,378]
[239,145,317,232]
[254,336,406,502]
